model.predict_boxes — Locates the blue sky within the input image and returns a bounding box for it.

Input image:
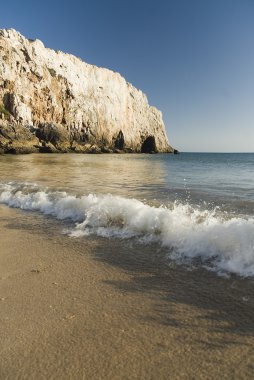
[1,0,254,151]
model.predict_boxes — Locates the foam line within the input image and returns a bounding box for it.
[1,182,254,276]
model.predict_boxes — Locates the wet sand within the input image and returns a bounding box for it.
[0,205,254,379]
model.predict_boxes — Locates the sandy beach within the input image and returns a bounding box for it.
[0,204,254,379]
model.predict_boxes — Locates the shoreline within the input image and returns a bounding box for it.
[0,205,254,379]
[0,150,174,155]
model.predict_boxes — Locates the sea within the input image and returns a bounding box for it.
[0,152,254,277]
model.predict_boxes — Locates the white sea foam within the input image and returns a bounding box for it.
[1,182,254,277]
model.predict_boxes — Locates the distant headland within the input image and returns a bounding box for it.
[0,29,173,154]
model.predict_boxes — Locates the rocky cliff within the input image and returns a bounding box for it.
[0,29,173,154]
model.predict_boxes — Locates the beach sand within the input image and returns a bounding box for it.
[0,204,254,379]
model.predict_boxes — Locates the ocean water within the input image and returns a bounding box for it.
[0,152,254,277]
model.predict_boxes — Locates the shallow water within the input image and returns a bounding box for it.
[0,152,254,276]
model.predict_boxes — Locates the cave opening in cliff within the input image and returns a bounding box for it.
[114,130,125,150]
[141,136,157,153]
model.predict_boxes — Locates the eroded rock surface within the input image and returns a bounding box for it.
[0,29,173,154]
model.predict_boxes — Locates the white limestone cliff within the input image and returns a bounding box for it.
[0,28,173,153]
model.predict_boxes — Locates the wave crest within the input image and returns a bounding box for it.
[1,182,254,277]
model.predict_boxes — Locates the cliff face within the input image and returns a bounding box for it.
[0,29,173,154]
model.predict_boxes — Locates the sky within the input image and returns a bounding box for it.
[1,0,254,152]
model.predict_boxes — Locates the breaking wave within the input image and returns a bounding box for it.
[1,182,254,277]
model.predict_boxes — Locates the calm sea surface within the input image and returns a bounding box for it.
[0,153,254,276]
